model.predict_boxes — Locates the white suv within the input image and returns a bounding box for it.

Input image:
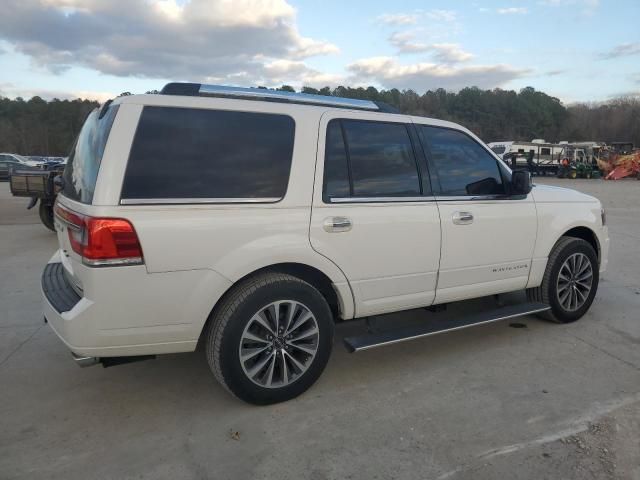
[43,83,609,404]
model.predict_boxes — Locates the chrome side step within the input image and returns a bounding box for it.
[344,302,550,353]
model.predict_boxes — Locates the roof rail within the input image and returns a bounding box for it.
[160,82,395,112]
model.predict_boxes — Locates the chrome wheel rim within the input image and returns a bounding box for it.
[239,300,319,389]
[556,253,593,312]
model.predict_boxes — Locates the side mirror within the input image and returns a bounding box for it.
[511,170,532,195]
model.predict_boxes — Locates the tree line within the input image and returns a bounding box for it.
[0,86,638,156]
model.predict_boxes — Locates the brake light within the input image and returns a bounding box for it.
[54,203,143,266]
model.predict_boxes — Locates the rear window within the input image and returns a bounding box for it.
[62,104,119,204]
[121,107,295,202]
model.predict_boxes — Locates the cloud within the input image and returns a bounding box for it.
[539,0,599,15]
[599,43,640,60]
[347,56,529,91]
[428,44,474,63]
[388,32,429,53]
[497,7,528,14]
[376,13,419,26]
[259,59,344,87]
[545,69,566,76]
[424,10,458,22]
[377,9,457,26]
[388,32,473,63]
[0,0,339,87]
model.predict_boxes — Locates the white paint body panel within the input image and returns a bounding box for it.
[309,110,441,317]
[435,198,537,303]
[528,184,609,283]
[42,94,609,358]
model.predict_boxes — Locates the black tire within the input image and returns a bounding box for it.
[38,202,55,232]
[205,272,334,405]
[526,237,599,323]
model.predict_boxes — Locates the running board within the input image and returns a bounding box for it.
[344,302,550,353]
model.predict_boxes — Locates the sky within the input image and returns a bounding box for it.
[0,0,638,104]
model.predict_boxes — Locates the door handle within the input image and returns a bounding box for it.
[323,216,352,233]
[452,211,474,225]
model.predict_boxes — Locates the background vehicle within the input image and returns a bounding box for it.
[42,84,609,404]
[9,163,65,231]
[0,153,42,179]
[28,156,68,168]
[556,145,601,179]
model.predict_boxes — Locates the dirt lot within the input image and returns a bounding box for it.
[1,178,639,480]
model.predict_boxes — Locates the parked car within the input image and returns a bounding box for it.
[43,83,609,404]
[28,156,67,168]
[0,153,41,179]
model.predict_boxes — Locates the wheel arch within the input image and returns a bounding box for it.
[197,262,352,348]
[561,226,600,262]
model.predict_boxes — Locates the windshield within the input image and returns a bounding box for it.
[61,104,119,204]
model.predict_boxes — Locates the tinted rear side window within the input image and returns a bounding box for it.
[322,119,421,200]
[121,107,295,201]
[344,120,420,197]
[419,126,504,196]
[62,104,119,204]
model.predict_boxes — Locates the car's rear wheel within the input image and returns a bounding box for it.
[527,237,599,323]
[205,272,334,404]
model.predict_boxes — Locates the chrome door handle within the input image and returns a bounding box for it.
[323,216,352,233]
[452,211,474,225]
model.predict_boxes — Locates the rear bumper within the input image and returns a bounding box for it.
[42,250,232,358]
[42,262,81,313]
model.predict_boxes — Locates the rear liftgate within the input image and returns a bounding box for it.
[344,302,550,353]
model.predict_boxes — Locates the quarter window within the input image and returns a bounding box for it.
[323,119,421,200]
[121,107,295,201]
[419,126,505,196]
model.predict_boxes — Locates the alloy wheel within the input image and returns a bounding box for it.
[238,300,320,388]
[556,252,593,312]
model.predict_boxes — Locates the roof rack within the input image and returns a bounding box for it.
[160,83,398,113]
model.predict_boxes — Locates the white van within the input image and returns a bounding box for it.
[43,83,609,404]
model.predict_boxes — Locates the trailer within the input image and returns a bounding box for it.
[488,139,566,175]
[9,164,64,231]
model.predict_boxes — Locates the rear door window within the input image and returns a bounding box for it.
[322,119,421,201]
[419,126,505,196]
[62,104,119,204]
[121,107,295,202]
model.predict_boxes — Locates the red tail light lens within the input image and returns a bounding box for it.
[54,204,143,266]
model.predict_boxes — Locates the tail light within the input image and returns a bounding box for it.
[54,203,143,266]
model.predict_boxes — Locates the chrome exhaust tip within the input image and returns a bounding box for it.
[71,352,100,367]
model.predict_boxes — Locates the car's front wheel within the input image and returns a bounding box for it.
[205,272,334,405]
[527,237,599,323]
